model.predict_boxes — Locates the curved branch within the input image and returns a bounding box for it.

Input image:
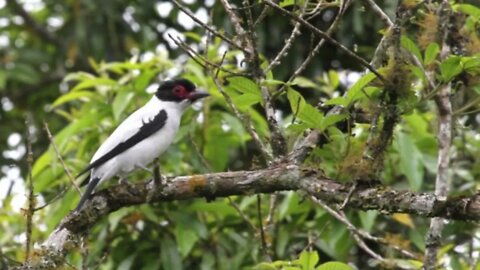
[13,164,480,269]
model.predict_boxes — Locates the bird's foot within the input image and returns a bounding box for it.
[146,175,167,202]
[119,178,139,196]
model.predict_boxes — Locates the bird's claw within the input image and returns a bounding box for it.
[146,175,167,202]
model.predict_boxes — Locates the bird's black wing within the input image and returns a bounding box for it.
[76,109,168,178]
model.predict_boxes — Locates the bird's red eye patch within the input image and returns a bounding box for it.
[172,85,188,98]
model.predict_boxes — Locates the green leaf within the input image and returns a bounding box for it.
[231,93,262,108]
[300,104,324,129]
[410,66,427,82]
[71,77,118,92]
[455,4,480,19]
[134,69,157,91]
[252,262,278,270]
[346,73,377,105]
[280,0,295,7]
[358,210,378,232]
[424,43,439,65]
[112,91,134,121]
[225,76,261,97]
[396,131,424,191]
[287,88,306,118]
[51,91,96,108]
[63,71,96,82]
[287,88,324,129]
[324,97,348,107]
[401,35,423,63]
[440,56,463,82]
[160,235,183,270]
[320,114,347,131]
[292,77,319,89]
[294,250,319,270]
[32,151,51,178]
[175,227,199,258]
[328,70,340,89]
[473,84,480,95]
[462,56,480,73]
[316,261,354,270]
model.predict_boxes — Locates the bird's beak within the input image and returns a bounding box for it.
[188,89,210,102]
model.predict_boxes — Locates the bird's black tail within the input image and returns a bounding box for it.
[75,177,100,211]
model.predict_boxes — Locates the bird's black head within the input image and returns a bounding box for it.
[155,78,209,102]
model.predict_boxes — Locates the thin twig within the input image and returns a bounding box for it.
[265,20,302,73]
[33,188,69,211]
[265,0,308,73]
[265,194,277,226]
[220,0,253,56]
[168,34,249,77]
[276,0,351,94]
[210,51,273,162]
[189,133,213,172]
[361,0,393,27]
[264,0,385,82]
[211,75,273,162]
[256,195,271,261]
[310,196,416,267]
[309,196,388,263]
[253,4,270,27]
[227,197,256,231]
[240,0,287,157]
[44,121,82,196]
[172,0,247,54]
[189,132,258,233]
[24,116,35,264]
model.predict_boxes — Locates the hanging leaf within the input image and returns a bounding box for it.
[346,72,377,105]
[440,56,463,82]
[424,43,440,66]
[401,35,423,63]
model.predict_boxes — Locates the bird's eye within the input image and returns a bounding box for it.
[173,86,187,97]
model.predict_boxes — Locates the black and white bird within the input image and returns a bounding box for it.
[75,78,209,211]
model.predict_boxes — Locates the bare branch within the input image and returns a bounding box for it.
[13,163,480,269]
[424,2,454,268]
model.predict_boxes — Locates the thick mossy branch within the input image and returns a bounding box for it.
[13,164,480,269]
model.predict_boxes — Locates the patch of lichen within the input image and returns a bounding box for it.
[379,51,415,100]
[416,8,440,49]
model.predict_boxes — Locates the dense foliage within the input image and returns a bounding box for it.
[1,0,480,269]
